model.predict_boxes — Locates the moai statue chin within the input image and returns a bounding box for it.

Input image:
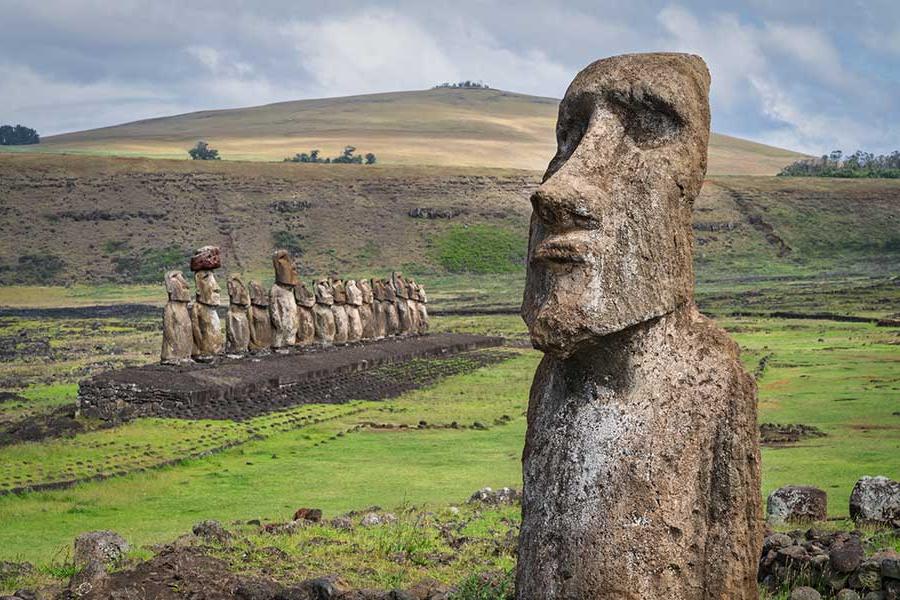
[392,272,412,335]
[331,279,349,344]
[383,277,401,336]
[313,279,336,345]
[225,274,251,355]
[248,280,273,352]
[161,270,193,364]
[371,279,388,339]
[269,250,299,352]
[294,281,316,346]
[190,247,225,360]
[517,53,761,600]
[358,279,376,340]
[345,279,364,342]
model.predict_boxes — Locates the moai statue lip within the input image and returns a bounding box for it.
[521,52,710,359]
[190,246,221,272]
[315,279,334,306]
[195,270,221,306]
[227,274,250,306]
[248,280,269,307]
[273,249,300,286]
[294,281,316,308]
[165,270,191,303]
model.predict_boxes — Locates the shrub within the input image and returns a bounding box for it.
[272,230,304,257]
[112,245,187,283]
[433,224,526,273]
[188,141,220,160]
[0,124,40,145]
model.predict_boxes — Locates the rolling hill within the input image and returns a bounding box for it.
[34,88,805,175]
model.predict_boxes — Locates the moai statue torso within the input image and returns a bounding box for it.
[371,279,388,339]
[331,279,349,344]
[345,279,364,342]
[189,246,225,359]
[413,281,429,334]
[405,280,420,334]
[392,272,412,335]
[313,279,336,345]
[516,53,761,600]
[383,278,401,336]
[248,280,273,352]
[225,275,251,355]
[161,270,193,364]
[358,279,376,340]
[294,281,316,346]
[269,250,300,351]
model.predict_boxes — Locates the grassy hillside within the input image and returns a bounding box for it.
[21,88,805,175]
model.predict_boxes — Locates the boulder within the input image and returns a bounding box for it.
[292,508,323,523]
[192,519,232,543]
[468,486,520,505]
[73,530,129,568]
[767,486,828,524]
[190,245,221,272]
[831,537,865,573]
[850,476,900,524]
[836,590,862,600]
[790,588,822,600]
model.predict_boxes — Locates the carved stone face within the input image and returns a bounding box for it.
[346,280,363,306]
[227,275,250,306]
[165,270,191,302]
[372,279,385,301]
[417,283,427,304]
[249,280,268,307]
[315,279,334,305]
[332,279,347,304]
[383,278,397,302]
[273,249,300,286]
[522,52,710,358]
[359,279,374,304]
[294,281,316,308]
[393,273,408,298]
[406,280,418,301]
[195,270,221,306]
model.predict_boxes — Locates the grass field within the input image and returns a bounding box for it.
[17,88,806,175]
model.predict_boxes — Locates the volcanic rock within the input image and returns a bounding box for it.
[190,245,221,272]
[850,476,900,524]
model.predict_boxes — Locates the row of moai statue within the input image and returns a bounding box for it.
[161,246,428,364]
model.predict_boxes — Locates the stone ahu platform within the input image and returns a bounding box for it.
[78,333,503,421]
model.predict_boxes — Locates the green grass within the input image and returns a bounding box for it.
[431,225,527,274]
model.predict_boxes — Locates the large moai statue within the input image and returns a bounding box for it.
[382,277,401,336]
[189,246,225,360]
[412,280,429,334]
[392,272,412,335]
[345,279,364,342]
[371,279,388,339]
[405,279,421,334]
[358,279,376,339]
[161,270,193,364]
[516,53,762,600]
[331,279,350,344]
[225,274,251,355]
[313,279,337,345]
[248,280,273,352]
[294,281,316,346]
[270,250,300,352]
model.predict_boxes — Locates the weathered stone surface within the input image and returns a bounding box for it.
[383,278,401,336]
[161,271,193,364]
[292,508,323,522]
[192,519,232,543]
[836,590,862,600]
[332,280,350,344]
[393,273,412,335]
[74,530,129,568]
[190,302,224,358]
[190,245,221,272]
[226,275,251,355]
[314,279,336,345]
[269,282,298,350]
[194,270,221,306]
[294,281,316,346]
[767,486,828,524]
[359,279,376,339]
[412,280,429,334]
[790,588,822,600]
[346,280,363,342]
[273,248,300,286]
[850,476,900,524]
[831,538,865,573]
[249,280,269,307]
[517,53,761,600]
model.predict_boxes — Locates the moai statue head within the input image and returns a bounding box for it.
[406,279,419,301]
[273,249,300,286]
[371,279,384,301]
[294,281,316,308]
[346,279,363,306]
[393,272,409,298]
[521,52,710,358]
[194,270,221,306]
[315,279,334,305]
[359,279,374,304]
[249,280,268,307]
[227,275,250,306]
[165,270,191,302]
[332,279,347,304]
[383,277,397,302]
[417,282,427,304]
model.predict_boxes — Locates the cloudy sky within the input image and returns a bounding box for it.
[3,0,898,154]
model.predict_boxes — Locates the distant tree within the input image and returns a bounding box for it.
[188,141,220,160]
[283,146,374,165]
[0,124,40,145]
[365,152,376,165]
[779,149,900,178]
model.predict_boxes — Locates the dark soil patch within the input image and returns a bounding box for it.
[759,423,826,446]
[0,405,112,448]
